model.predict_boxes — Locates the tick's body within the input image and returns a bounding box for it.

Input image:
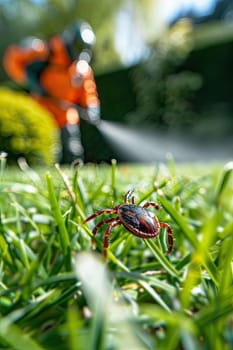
[118,205,160,238]
[84,190,173,258]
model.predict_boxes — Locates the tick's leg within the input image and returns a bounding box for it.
[103,219,121,258]
[84,209,117,223]
[143,202,160,210]
[124,190,134,204]
[131,194,136,204]
[91,218,117,249]
[160,222,173,255]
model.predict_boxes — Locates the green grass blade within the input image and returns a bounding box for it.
[116,270,176,295]
[67,306,86,350]
[218,218,233,239]
[75,253,109,350]
[195,288,233,327]
[46,173,71,270]
[180,253,202,309]
[55,164,86,220]
[108,251,173,312]
[111,158,117,200]
[217,232,233,296]
[157,192,199,248]
[143,239,179,278]
[215,161,233,207]
[157,192,219,287]
[0,317,45,350]
[139,279,172,312]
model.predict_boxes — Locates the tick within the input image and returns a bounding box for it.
[84,190,173,258]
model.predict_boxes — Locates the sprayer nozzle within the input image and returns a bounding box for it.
[86,115,100,126]
[86,106,101,124]
[91,117,101,126]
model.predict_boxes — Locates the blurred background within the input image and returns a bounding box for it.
[1,0,233,164]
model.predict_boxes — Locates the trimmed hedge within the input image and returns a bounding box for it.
[0,88,60,165]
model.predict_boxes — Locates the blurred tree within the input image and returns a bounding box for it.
[169,0,233,25]
[126,21,203,129]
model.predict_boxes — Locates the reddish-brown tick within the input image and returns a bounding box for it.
[84,190,173,258]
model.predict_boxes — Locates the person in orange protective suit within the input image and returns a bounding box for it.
[3,21,100,163]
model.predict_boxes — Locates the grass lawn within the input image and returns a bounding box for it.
[0,158,232,350]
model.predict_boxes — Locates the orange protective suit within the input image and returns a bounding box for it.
[3,35,100,128]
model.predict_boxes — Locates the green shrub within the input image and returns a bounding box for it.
[0,88,60,165]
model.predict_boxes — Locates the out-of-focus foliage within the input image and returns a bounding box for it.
[127,21,203,129]
[0,88,60,165]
